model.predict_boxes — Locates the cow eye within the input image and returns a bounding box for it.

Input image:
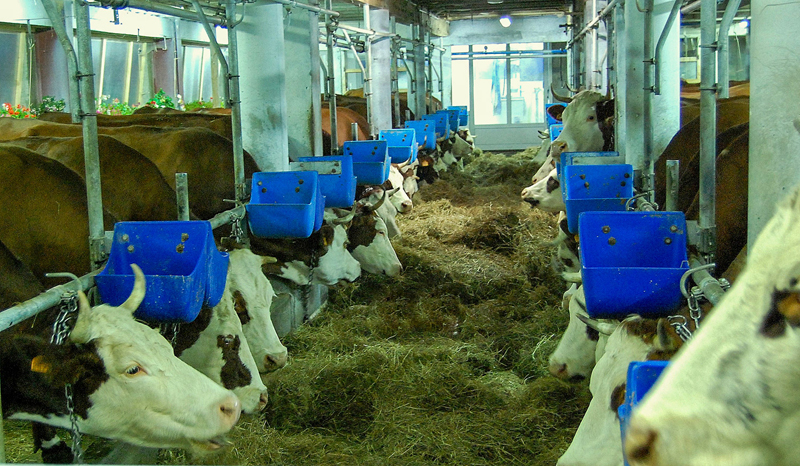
[125,365,145,376]
[587,115,595,121]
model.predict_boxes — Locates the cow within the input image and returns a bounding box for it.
[385,163,414,214]
[321,105,370,155]
[415,153,439,186]
[0,238,45,311]
[623,187,800,466]
[0,265,242,452]
[38,111,234,141]
[356,185,402,239]
[521,167,566,212]
[249,223,362,286]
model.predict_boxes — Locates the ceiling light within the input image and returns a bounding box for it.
[487,0,504,4]
[499,15,512,27]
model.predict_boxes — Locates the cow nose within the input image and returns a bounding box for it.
[548,362,569,379]
[264,351,288,369]
[625,421,659,464]
[401,201,413,212]
[524,198,540,208]
[258,392,268,411]
[219,395,242,427]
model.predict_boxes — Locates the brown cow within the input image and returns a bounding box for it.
[321,105,370,155]
[39,111,234,141]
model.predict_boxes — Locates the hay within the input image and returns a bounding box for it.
[2,149,588,465]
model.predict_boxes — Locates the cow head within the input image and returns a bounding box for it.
[415,153,439,185]
[357,185,402,239]
[385,164,413,214]
[521,168,566,212]
[625,187,800,466]
[330,196,402,277]
[226,248,288,373]
[4,264,241,451]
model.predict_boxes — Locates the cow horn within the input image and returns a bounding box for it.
[120,263,146,313]
[550,83,573,103]
[365,189,390,212]
[396,155,413,169]
[564,81,580,93]
[332,204,358,224]
[576,313,618,336]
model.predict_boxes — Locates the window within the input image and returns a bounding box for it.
[0,32,21,105]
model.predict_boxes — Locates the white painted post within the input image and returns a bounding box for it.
[285,1,322,159]
[369,8,392,132]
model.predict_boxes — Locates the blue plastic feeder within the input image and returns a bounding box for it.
[247,171,324,238]
[420,113,448,139]
[379,129,417,163]
[549,124,564,141]
[557,151,622,179]
[440,109,461,133]
[405,120,437,150]
[563,163,634,233]
[96,221,229,323]
[447,105,469,126]
[580,211,690,318]
[619,361,670,466]
[343,140,390,185]
[295,156,357,208]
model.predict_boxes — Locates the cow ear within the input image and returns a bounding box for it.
[320,225,335,247]
[655,318,680,352]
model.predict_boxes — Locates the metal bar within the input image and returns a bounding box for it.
[74,0,106,271]
[391,22,400,127]
[225,0,247,226]
[0,273,98,333]
[681,0,701,14]
[451,50,567,57]
[717,0,743,98]
[689,256,726,305]
[89,0,227,25]
[176,173,190,221]
[42,0,81,123]
[351,122,359,141]
[325,0,338,153]
[654,0,683,95]
[363,3,374,136]
[191,0,231,109]
[568,0,621,48]
[336,23,396,39]
[666,159,680,211]
[208,204,246,230]
[642,0,655,200]
[269,0,339,17]
[699,0,717,259]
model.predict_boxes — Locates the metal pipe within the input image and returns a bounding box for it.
[681,0,701,15]
[337,23,396,38]
[391,26,400,127]
[225,0,247,212]
[74,0,106,271]
[191,0,231,109]
[269,0,339,17]
[666,159,680,211]
[699,0,717,259]
[654,0,683,95]
[717,0,742,98]
[689,256,726,305]
[41,0,81,123]
[400,53,415,94]
[351,122,359,141]
[325,0,338,153]
[91,0,227,25]
[176,173,190,220]
[208,204,246,230]
[568,0,621,48]
[0,272,98,333]
[363,3,374,136]
[642,0,655,200]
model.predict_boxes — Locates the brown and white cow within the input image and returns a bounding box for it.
[327,200,402,277]
[357,185,402,239]
[624,187,800,466]
[0,265,241,452]
[521,167,566,212]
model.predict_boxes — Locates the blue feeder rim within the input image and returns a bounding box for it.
[580,211,690,319]
[405,120,437,150]
[557,151,622,179]
[296,155,357,208]
[563,163,634,234]
[447,105,469,126]
[545,103,566,126]
[247,170,323,238]
[379,129,417,163]
[343,140,391,185]
[550,124,564,141]
[420,113,448,139]
[619,361,670,466]
[95,220,229,323]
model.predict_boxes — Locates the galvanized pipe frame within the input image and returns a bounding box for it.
[363,3,375,137]
[653,0,683,95]
[190,0,231,108]
[41,0,82,122]
[568,0,622,48]
[325,0,339,152]
[698,0,717,259]
[641,0,655,199]
[89,0,228,25]
[716,0,742,99]
[269,0,339,17]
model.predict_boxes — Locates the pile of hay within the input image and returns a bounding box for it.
[4,147,590,465]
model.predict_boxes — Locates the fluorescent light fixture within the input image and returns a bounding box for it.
[499,15,512,27]
[739,18,749,28]
[487,0,504,4]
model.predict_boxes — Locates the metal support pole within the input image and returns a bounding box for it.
[654,0,683,95]
[41,0,81,122]
[391,31,400,127]
[191,0,230,109]
[325,0,338,153]
[363,3,374,136]
[176,173,190,221]
[400,54,416,94]
[642,0,655,199]
[568,0,621,47]
[699,0,718,259]
[665,159,680,211]
[717,0,742,98]
[351,122,359,141]
[74,0,106,271]
[225,0,247,215]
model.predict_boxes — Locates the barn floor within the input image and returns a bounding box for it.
[2,149,591,465]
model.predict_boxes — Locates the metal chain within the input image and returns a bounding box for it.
[65,384,85,463]
[668,315,694,342]
[160,323,181,348]
[687,288,704,329]
[302,248,318,317]
[230,211,245,244]
[50,290,84,463]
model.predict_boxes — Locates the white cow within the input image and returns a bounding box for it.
[1,265,241,452]
[358,186,402,239]
[328,202,402,277]
[521,168,566,212]
[625,187,800,466]
[387,164,413,214]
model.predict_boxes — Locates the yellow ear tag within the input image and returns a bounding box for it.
[323,236,330,247]
[574,234,580,243]
[422,160,431,167]
[31,355,51,374]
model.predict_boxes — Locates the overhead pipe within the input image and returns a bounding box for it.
[91,0,227,25]
[698,0,717,260]
[681,0,701,14]
[225,0,247,208]
[41,0,81,122]
[269,0,339,17]
[325,0,338,152]
[654,0,683,95]
[190,0,231,109]
[717,0,743,98]
[568,0,621,48]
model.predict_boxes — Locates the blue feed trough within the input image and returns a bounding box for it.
[550,124,564,141]
[563,163,634,233]
[343,140,390,185]
[405,120,437,150]
[379,129,417,163]
[296,155,357,208]
[619,361,670,466]
[546,103,566,126]
[96,221,229,323]
[447,105,469,126]
[580,211,690,318]
[440,109,460,133]
[557,151,622,178]
[420,113,448,139]
[247,171,324,238]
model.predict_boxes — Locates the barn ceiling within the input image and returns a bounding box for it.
[408,0,570,20]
